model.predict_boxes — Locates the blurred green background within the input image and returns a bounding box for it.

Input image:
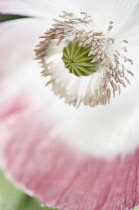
[0,170,58,210]
[0,14,29,22]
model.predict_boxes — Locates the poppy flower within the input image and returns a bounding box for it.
[0,0,139,209]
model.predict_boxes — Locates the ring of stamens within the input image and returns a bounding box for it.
[35,11,134,108]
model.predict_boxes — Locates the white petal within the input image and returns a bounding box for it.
[80,0,139,33]
[1,7,139,159]
[0,18,53,81]
[4,58,139,158]
[115,2,139,45]
[0,0,80,18]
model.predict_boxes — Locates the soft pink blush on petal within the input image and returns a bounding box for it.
[0,91,31,120]
[0,96,139,210]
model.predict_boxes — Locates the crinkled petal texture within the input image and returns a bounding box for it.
[1,0,139,210]
[1,98,139,210]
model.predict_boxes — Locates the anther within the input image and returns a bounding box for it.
[35,12,134,108]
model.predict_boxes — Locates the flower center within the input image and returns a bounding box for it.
[35,11,134,108]
[62,40,101,77]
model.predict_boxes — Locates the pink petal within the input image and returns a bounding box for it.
[0,94,139,210]
[0,90,31,120]
[0,19,50,80]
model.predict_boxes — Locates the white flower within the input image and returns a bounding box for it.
[0,0,139,210]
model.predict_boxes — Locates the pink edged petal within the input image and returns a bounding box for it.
[0,1,139,209]
[0,18,52,80]
[0,95,139,210]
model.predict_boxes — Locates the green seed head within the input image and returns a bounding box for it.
[62,40,101,77]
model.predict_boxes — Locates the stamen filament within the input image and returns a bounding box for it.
[35,11,134,108]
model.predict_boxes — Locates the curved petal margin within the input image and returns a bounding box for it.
[0,0,80,18]
[0,94,139,210]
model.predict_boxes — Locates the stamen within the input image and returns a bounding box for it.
[35,12,134,108]
[108,21,114,32]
